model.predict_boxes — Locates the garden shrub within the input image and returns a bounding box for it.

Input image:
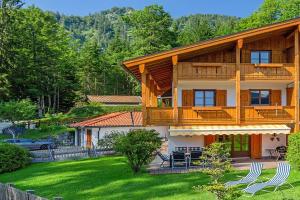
[194,142,241,200]
[114,129,161,173]
[98,131,124,150]
[287,133,300,170]
[0,143,30,173]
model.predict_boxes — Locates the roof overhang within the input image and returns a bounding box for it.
[169,125,291,136]
[122,17,300,89]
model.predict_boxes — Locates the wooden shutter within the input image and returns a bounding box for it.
[286,87,294,106]
[204,135,216,146]
[271,90,281,106]
[241,90,250,106]
[216,90,227,106]
[250,134,262,159]
[182,90,194,106]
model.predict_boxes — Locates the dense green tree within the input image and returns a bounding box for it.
[4,6,78,114]
[0,0,24,100]
[178,17,214,45]
[176,14,239,45]
[124,5,176,56]
[0,99,37,124]
[238,0,300,30]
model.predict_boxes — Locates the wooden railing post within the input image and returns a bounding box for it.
[172,55,178,124]
[236,39,243,124]
[140,64,148,126]
[294,26,300,132]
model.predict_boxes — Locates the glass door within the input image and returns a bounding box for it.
[232,135,250,157]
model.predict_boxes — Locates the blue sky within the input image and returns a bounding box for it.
[24,0,264,18]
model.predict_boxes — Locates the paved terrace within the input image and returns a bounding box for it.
[148,156,286,175]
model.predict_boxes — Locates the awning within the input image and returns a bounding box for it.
[169,125,291,136]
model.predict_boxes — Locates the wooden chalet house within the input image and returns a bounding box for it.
[123,18,300,159]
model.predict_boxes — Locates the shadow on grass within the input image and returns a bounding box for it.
[0,156,212,200]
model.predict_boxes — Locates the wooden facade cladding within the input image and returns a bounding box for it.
[124,19,300,130]
[177,62,295,80]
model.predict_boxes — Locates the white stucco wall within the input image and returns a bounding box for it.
[261,134,287,157]
[178,81,236,106]
[241,81,288,106]
[78,126,169,147]
[177,80,289,106]
[167,135,205,154]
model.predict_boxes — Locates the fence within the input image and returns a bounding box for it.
[0,183,47,200]
[30,146,114,162]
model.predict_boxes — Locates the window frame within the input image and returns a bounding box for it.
[193,89,216,107]
[250,50,272,64]
[250,89,271,105]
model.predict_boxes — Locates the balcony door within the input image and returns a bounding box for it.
[232,135,250,157]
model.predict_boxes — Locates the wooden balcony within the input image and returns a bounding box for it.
[178,106,236,125]
[177,62,236,80]
[241,63,294,80]
[146,106,295,125]
[177,62,294,81]
[146,107,174,125]
[241,106,295,124]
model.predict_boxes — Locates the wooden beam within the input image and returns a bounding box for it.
[294,28,299,132]
[236,41,241,124]
[172,55,178,65]
[141,70,148,126]
[139,64,146,73]
[237,39,243,49]
[149,79,155,107]
[286,31,295,40]
[173,61,178,123]
[145,74,150,107]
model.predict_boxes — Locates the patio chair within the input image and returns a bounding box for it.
[175,147,187,153]
[189,150,203,167]
[225,162,263,187]
[171,151,188,169]
[156,151,170,167]
[276,146,287,161]
[243,162,293,196]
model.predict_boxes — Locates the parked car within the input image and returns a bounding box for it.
[4,139,57,150]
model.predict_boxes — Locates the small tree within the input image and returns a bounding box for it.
[194,142,241,200]
[287,133,300,170]
[98,131,124,150]
[114,129,161,173]
[0,99,37,124]
[0,99,36,138]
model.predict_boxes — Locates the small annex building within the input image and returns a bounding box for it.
[70,111,168,147]
[87,95,141,106]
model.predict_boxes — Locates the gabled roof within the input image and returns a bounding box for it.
[87,95,141,104]
[122,17,300,89]
[70,112,142,128]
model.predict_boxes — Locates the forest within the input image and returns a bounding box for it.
[0,0,299,114]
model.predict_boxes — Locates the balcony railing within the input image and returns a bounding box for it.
[146,107,174,125]
[177,62,294,81]
[146,106,295,125]
[178,106,236,125]
[240,63,294,80]
[177,62,236,80]
[241,106,295,123]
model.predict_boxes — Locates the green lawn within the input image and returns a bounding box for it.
[0,156,299,200]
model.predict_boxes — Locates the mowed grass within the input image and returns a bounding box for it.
[0,156,299,200]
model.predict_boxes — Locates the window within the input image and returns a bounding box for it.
[250,90,270,105]
[194,90,215,106]
[251,51,271,64]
